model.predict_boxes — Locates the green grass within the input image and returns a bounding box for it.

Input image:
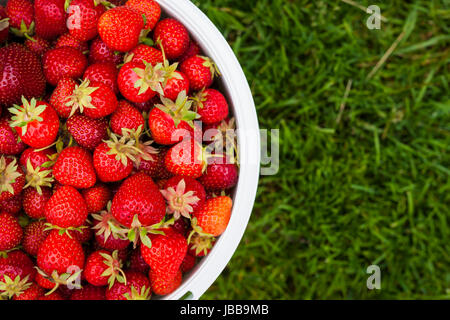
[193,0,450,299]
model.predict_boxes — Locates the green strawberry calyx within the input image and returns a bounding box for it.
[200,55,221,79]
[23,158,54,195]
[133,61,167,96]
[93,202,129,243]
[123,285,151,300]
[189,231,216,257]
[9,97,47,136]
[10,19,35,38]
[65,79,99,118]
[157,90,200,129]
[0,274,31,300]
[35,267,83,295]
[105,133,143,167]
[99,250,127,289]
[0,157,22,196]
[121,126,159,167]
[0,18,9,32]
[160,178,200,220]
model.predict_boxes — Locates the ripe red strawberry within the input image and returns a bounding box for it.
[19,147,54,171]
[93,135,138,183]
[106,271,151,300]
[138,147,173,180]
[42,46,88,86]
[181,252,196,273]
[0,6,9,44]
[193,89,229,124]
[5,0,35,37]
[125,44,163,65]
[129,249,149,274]
[37,291,65,300]
[34,0,67,40]
[54,33,89,52]
[117,61,159,103]
[49,78,78,118]
[199,163,238,191]
[0,251,36,299]
[0,250,36,279]
[45,185,89,229]
[165,139,206,179]
[163,71,190,101]
[153,19,190,60]
[93,220,130,251]
[111,172,166,229]
[161,176,206,220]
[69,222,93,243]
[0,117,26,155]
[22,186,52,219]
[149,269,182,296]
[98,6,144,52]
[19,147,55,194]
[141,227,187,280]
[22,220,50,256]
[65,79,118,119]
[0,212,23,251]
[180,55,219,91]
[83,62,119,95]
[9,98,60,149]
[89,37,124,65]
[24,35,51,57]
[110,100,145,136]
[84,250,126,287]
[13,282,45,300]
[179,40,201,63]
[126,0,160,30]
[70,284,106,300]
[148,92,198,145]
[0,156,25,203]
[37,230,85,289]
[82,184,111,213]
[66,114,108,150]
[192,196,232,237]
[53,146,97,189]
[0,193,22,216]
[67,0,105,42]
[0,43,46,106]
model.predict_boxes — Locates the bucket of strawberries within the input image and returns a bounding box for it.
[0,0,259,300]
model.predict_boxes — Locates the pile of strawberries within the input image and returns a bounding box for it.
[0,0,239,300]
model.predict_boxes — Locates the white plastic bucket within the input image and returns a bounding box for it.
[157,0,260,300]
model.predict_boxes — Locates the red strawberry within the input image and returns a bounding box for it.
[34,0,67,40]
[193,88,229,124]
[93,135,138,183]
[37,291,65,300]
[22,220,50,256]
[0,6,9,44]
[180,55,219,91]
[84,250,126,288]
[24,35,51,57]
[54,33,89,52]
[161,176,206,220]
[111,172,166,229]
[165,139,206,178]
[149,269,182,296]
[192,196,232,237]
[69,222,93,243]
[49,78,78,118]
[82,184,111,213]
[181,252,196,273]
[153,19,190,60]
[172,217,189,236]
[129,249,149,274]
[148,92,198,145]
[0,117,26,155]
[105,271,151,300]
[0,156,25,203]
[5,0,35,37]
[19,147,54,171]
[67,0,105,42]
[140,227,187,280]
[138,147,173,180]
[83,62,119,95]
[163,71,190,101]
[92,203,130,251]
[0,212,23,251]
[36,230,85,290]
[9,98,60,149]
[0,251,36,299]
[13,282,45,300]
[179,40,201,63]
[0,250,36,279]
[117,61,159,103]
[124,44,163,65]
[20,147,55,194]
[98,6,144,52]
[53,146,97,189]
[199,163,238,191]
[110,100,145,136]
[126,0,160,30]
[70,284,106,300]
[0,43,46,106]
[22,186,52,219]
[0,192,22,216]
[42,46,88,86]
[89,37,124,65]
[66,114,108,150]
[64,79,118,119]
[45,186,89,229]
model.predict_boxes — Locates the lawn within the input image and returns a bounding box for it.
[194,0,450,299]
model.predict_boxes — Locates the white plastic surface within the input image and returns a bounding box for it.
[156,0,261,300]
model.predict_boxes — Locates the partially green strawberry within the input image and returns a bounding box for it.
[9,97,60,149]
